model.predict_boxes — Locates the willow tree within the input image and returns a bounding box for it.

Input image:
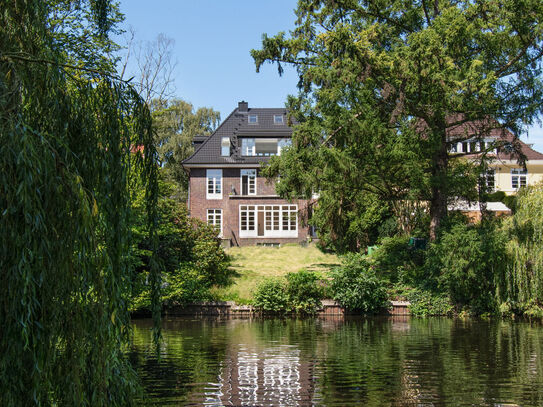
[252,0,543,240]
[1,1,159,405]
[502,183,543,305]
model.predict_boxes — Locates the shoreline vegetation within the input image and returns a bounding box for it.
[131,184,543,321]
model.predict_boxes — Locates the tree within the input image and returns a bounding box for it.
[1,1,159,405]
[152,99,220,199]
[502,183,543,305]
[252,0,543,240]
[120,29,177,105]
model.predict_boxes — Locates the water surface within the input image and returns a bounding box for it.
[130,317,543,406]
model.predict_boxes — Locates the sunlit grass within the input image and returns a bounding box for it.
[210,243,340,303]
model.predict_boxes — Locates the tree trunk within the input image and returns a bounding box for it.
[429,131,449,241]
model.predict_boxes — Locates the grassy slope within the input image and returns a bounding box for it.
[211,244,340,303]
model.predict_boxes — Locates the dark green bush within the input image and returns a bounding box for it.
[371,236,424,284]
[253,278,289,313]
[389,284,453,316]
[285,270,324,314]
[426,221,506,314]
[330,254,388,313]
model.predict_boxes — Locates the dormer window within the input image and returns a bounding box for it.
[221,137,230,156]
[274,115,284,124]
[248,114,258,124]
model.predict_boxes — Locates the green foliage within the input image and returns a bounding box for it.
[285,270,325,314]
[330,255,388,313]
[1,1,159,405]
[130,176,231,311]
[426,221,507,313]
[152,99,220,200]
[253,279,289,313]
[253,0,543,240]
[389,285,453,316]
[502,183,543,305]
[371,236,424,284]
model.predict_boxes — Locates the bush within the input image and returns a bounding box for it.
[253,278,289,313]
[371,236,424,284]
[162,268,213,306]
[285,270,325,314]
[389,284,453,316]
[425,221,506,314]
[330,254,388,313]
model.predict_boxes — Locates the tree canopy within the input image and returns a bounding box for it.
[1,1,159,405]
[152,99,220,199]
[252,0,543,241]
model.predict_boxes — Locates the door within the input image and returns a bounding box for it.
[257,211,265,237]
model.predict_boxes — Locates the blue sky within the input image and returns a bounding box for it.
[117,1,543,152]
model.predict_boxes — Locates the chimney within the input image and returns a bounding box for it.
[238,101,248,112]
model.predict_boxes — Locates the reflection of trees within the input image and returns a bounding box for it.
[130,317,543,406]
[130,318,229,405]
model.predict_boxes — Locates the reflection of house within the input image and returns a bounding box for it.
[216,345,315,406]
[182,101,310,246]
[445,119,543,218]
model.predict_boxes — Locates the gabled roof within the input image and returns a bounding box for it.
[446,118,543,161]
[183,102,295,166]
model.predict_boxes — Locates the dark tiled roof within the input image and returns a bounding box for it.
[446,119,543,161]
[183,103,296,166]
[417,116,543,161]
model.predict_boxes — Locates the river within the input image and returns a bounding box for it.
[130,316,543,406]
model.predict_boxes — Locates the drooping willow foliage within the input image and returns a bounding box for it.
[503,183,543,304]
[1,1,160,405]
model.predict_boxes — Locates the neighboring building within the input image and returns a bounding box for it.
[446,119,543,217]
[182,101,310,246]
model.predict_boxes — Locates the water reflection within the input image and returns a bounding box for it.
[130,317,543,406]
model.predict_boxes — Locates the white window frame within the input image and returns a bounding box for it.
[239,204,298,238]
[206,169,222,200]
[221,137,230,156]
[511,168,527,190]
[482,169,495,192]
[274,115,284,124]
[207,209,222,237]
[248,114,258,124]
[240,169,257,195]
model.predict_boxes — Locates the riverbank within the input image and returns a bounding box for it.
[210,243,340,304]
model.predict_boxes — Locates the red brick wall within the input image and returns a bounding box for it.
[188,167,309,246]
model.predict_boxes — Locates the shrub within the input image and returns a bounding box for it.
[425,221,506,314]
[162,268,212,306]
[253,278,289,313]
[371,236,424,284]
[330,254,388,313]
[285,270,325,314]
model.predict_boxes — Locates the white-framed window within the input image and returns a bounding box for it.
[221,137,230,156]
[274,115,284,124]
[248,114,258,124]
[206,169,222,199]
[239,204,298,238]
[482,169,495,192]
[207,209,222,236]
[511,169,527,190]
[241,169,256,195]
[241,138,255,156]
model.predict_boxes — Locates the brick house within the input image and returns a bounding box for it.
[182,101,310,247]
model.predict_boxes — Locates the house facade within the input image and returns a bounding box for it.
[446,119,543,217]
[182,101,310,246]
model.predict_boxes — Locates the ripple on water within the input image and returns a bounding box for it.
[131,317,543,406]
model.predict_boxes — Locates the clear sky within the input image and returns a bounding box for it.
[117,1,543,152]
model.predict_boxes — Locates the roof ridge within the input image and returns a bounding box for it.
[182,107,238,164]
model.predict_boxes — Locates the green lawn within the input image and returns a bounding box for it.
[211,243,341,303]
